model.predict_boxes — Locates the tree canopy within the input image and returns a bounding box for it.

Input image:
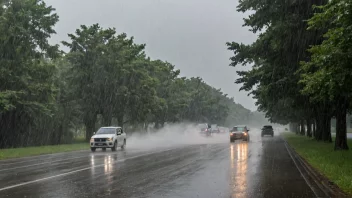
[0,0,253,148]
[228,0,351,150]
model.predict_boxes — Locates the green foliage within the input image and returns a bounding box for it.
[0,0,60,148]
[229,0,351,149]
[300,0,352,100]
[0,2,251,148]
[300,0,352,149]
[227,0,331,136]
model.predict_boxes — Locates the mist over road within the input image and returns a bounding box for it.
[0,126,315,198]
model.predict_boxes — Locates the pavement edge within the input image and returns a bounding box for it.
[282,136,348,198]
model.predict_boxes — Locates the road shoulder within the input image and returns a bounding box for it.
[282,133,349,197]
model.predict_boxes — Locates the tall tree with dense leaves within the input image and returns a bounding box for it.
[0,0,59,148]
[227,0,328,140]
[0,1,257,148]
[63,24,116,140]
[300,0,352,150]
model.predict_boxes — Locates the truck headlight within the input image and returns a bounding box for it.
[106,138,113,141]
[90,138,94,142]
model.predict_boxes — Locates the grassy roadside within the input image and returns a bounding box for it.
[0,142,89,160]
[282,132,352,195]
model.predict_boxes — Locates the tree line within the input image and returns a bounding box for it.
[228,0,351,150]
[0,0,251,148]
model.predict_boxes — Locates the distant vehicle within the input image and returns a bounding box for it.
[90,126,127,152]
[211,124,220,133]
[230,125,250,142]
[198,123,212,137]
[261,125,274,137]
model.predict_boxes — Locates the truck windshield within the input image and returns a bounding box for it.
[96,128,116,134]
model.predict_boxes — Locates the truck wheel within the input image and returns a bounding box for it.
[111,141,117,151]
[91,147,96,152]
[121,139,126,150]
[272,133,274,137]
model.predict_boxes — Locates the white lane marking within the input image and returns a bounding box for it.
[0,149,172,192]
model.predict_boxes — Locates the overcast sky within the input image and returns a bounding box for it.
[45,0,258,111]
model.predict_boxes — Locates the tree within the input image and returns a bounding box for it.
[0,0,59,148]
[227,0,328,140]
[300,0,352,150]
[63,24,116,140]
[0,1,256,147]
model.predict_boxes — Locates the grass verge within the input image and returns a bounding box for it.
[282,132,352,196]
[0,143,89,160]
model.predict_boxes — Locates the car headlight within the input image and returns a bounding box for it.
[90,138,94,142]
[106,138,113,141]
[242,132,247,136]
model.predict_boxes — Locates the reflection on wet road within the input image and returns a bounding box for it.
[230,142,249,198]
[0,132,316,198]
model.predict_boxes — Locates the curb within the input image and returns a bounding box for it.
[282,137,348,198]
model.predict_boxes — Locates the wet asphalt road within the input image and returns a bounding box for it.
[0,132,315,198]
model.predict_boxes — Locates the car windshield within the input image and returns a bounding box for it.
[233,127,245,131]
[96,128,116,134]
[263,126,273,129]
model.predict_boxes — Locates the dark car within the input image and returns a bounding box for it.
[261,125,274,137]
[230,125,250,142]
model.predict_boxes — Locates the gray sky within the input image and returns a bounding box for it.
[45,0,257,111]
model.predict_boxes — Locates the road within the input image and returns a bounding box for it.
[0,131,316,198]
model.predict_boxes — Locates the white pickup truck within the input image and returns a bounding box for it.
[90,126,127,152]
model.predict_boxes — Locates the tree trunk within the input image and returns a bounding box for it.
[335,98,349,150]
[315,102,332,142]
[144,123,148,132]
[117,115,124,128]
[290,123,299,134]
[315,114,323,140]
[327,118,332,142]
[300,120,305,135]
[102,112,112,126]
[84,114,96,141]
[322,106,332,142]
[154,122,160,129]
[289,123,294,132]
[306,119,312,137]
[296,123,300,134]
[312,120,316,138]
